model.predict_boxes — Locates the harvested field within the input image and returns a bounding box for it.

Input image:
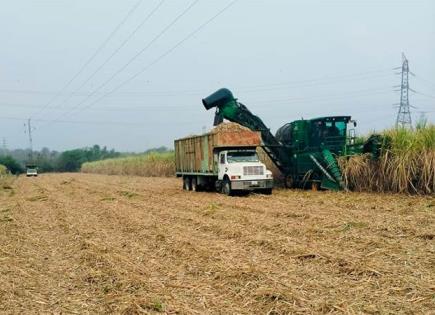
[0,173,14,192]
[0,173,434,314]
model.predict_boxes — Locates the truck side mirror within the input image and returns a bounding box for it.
[353,121,357,127]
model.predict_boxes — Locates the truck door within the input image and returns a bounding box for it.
[218,151,227,180]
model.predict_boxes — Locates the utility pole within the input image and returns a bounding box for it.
[25,118,34,162]
[1,138,6,155]
[396,53,413,129]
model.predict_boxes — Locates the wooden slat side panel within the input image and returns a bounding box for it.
[175,136,208,173]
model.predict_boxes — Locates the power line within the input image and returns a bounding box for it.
[44,0,239,126]
[237,73,394,94]
[413,90,435,100]
[414,74,435,89]
[0,67,394,97]
[50,0,166,115]
[0,115,146,126]
[44,0,200,127]
[236,69,394,91]
[253,88,395,106]
[30,0,143,119]
[0,86,394,111]
[0,115,204,128]
[0,102,194,111]
[0,88,391,112]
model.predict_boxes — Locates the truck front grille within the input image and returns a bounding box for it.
[243,166,264,176]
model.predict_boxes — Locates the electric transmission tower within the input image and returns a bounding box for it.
[395,53,413,129]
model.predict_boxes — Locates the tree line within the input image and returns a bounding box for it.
[0,145,121,174]
[0,145,172,174]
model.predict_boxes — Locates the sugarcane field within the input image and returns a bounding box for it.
[1,1,434,314]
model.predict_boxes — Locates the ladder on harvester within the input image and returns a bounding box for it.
[261,145,288,174]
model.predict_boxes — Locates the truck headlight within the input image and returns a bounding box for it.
[266,173,273,179]
[230,175,241,180]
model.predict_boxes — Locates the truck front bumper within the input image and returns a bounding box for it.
[231,179,273,190]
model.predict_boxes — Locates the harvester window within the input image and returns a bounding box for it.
[312,121,325,144]
[325,121,346,137]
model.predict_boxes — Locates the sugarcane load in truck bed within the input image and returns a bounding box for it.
[175,126,274,196]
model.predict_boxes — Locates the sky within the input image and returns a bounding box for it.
[0,0,434,151]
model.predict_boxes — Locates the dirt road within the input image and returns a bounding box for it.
[0,174,433,314]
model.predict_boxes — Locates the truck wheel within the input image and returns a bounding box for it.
[183,176,192,191]
[222,179,232,196]
[261,188,272,195]
[191,177,200,192]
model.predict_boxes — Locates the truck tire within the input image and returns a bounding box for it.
[183,176,192,191]
[260,188,272,195]
[191,177,200,192]
[222,179,232,196]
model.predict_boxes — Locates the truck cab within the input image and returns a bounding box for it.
[216,149,273,195]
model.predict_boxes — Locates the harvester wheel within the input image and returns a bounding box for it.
[222,179,232,196]
[284,175,294,188]
[183,176,192,191]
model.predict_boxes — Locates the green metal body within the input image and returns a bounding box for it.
[202,88,376,191]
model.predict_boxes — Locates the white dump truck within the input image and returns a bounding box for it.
[175,125,273,195]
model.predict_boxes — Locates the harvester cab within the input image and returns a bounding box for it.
[202,88,380,191]
[277,116,359,153]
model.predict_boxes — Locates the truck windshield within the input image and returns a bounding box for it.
[227,151,259,163]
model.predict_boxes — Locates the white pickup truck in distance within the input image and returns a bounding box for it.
[26,167,38,177]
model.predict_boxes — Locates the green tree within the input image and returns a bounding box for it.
[56,146,120,172]
[56,149,87,172]
[0,156,24,174]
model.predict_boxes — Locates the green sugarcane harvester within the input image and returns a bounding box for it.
[202,88,382,191]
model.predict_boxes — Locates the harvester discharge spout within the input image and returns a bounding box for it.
[202,88,292,175]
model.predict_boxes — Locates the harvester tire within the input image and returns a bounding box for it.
[284,175,294,188]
